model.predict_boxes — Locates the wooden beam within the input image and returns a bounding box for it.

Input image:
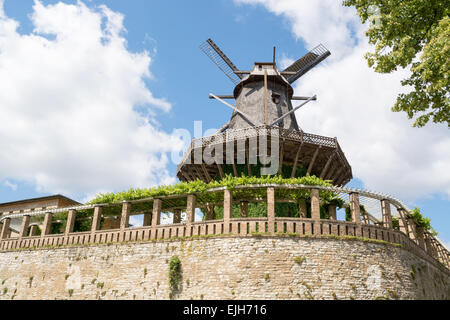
[306,147,321,176]
[264,70,268,125]
[201,164,211,183]
[232,162,238,177]
[325,162,338,180]
[291,143,303,178]
[208,95,234,99]
[181,171,190,182]
[320,151,336,179]
[193,166,205,181]
[331,166,344,184]
[216,162,224,179]
[210,93,262,126]
[278,141,284,176]
[246,145,251,176]
[338,169,351,186]
[335,169,346,186]
[291,96,318,101]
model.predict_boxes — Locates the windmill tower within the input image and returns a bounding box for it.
[177,39,352,186]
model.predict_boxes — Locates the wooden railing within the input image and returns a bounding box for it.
[0,184,448,272]
[177,125,340,171]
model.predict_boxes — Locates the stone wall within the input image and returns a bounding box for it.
[0,236,448,300]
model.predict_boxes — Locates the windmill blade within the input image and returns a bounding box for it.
[200,39,242,85]
[283,44,331,84]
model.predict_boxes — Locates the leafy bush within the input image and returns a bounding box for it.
[88,174,336,205]
[392,217,400,230]
[410,207,437,235]
[169,256,182,297]
[85,175,341,219]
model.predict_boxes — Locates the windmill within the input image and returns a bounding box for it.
[200,39,329,130]
[177,39,352,187]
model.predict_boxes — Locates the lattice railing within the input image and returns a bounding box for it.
[178,126,339,170]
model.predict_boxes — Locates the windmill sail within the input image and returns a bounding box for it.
[200,39,242,85]
[283,44,331,84]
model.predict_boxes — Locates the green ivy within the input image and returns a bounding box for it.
[392,217,400,230]
[169,256,182,298]
[88,174,336,205]
[345,205,367,222]
[410,207,437,235]
[84,175,343,219]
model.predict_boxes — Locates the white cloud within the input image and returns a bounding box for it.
[235,0,450,201]
[3,180,17,191]
[0,1,184,200]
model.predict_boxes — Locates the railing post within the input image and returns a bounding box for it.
[120,202,131,241]
[0,218,11,239]
[299,199,307,218]
[267,187,275,234]
[397,208,410,236]
[349,193,361,236]
[91,206,103,233]
[186,195,196,236]
[436,244,447,267]
[29,225,38,237]
[430,239,440,260]
[173,209,182,224]
[424,233,434,257]
[19,215,31,239]
[240,201,249,218]
[407,217,417,242]
[310,188,321,235]
[328,205,337,220]
[224,190,232,234]
[65,210,77,236]
[381,200,393,229]
[362,213,369,225]
[41,212,53,236]
[415,226,425,249]
[143,211,152,227]
[152,199,162,227]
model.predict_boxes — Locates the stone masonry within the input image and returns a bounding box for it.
[0,236,448,300]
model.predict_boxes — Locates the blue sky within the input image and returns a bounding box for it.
[0,0,448,245]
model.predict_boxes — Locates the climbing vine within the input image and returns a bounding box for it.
[88,174,336,205]
[168,255,182,299]
[85,175,343,219]
[410,207,437,235]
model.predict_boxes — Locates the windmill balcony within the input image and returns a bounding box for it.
[176,125,352,186]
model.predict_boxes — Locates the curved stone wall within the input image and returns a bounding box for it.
[0,236,448,300]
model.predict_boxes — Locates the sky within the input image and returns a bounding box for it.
[0,1,448,245]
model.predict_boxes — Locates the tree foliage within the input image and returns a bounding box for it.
[343,0,449,127]
[410,207,437,235]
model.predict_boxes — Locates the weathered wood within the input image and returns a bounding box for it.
[65,210,77,235]
[264,70,268,125]
[320,151,335,179]
[0,218,11,239]
[232,162,238,177]
[278,142,284,175]
[201,164,211,183]
[307,147,321,176]
[291,143,303,178]
[216,162,225,179]
[19,215,31,238]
